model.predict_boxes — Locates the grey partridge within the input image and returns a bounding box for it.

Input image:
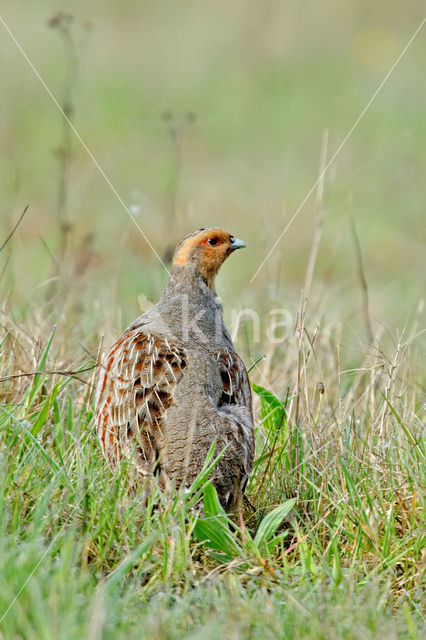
[95,228,254,511]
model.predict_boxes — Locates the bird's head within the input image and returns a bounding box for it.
[172,227,246,288]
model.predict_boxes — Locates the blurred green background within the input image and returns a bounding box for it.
[0,0,425,347]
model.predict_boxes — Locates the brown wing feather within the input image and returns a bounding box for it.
[217,348,255,502]
[95,329,187,478]
[218,350,252,422]
[218,349,252,408]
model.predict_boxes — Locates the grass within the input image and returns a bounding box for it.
[0,1,425,637]
[0,286,424,638]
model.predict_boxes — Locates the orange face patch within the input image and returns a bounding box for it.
[173,228,231,265]
[172,227,244,288]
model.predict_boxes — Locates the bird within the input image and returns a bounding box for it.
[95,227,254,512]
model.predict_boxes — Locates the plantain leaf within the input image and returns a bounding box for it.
[251,383,288,433]
[193,484,242,558]
[254,498,296,547]
[203,482,226,517]
[193,518,240,556]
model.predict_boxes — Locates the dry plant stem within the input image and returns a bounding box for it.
[351,220,374,345]
[51,16,78,257]
[0,366,95,386]
[0,205,29,253]
[379,333,404,437]
[162,112,194,239]
[86,338,104,410]
[304,129,328,299]
[0,251,11,287]
[294,295,307,484]
[293,134,329,483]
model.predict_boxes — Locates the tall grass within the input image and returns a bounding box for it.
[0,280,424,638]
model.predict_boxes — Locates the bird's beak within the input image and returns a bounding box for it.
[230,236,246,250]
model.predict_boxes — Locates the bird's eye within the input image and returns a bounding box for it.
[208,237,219,246]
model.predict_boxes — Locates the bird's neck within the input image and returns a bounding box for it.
[157,265,225,345]
[161,264,218,299]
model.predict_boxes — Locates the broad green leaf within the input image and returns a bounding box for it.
[203,483,226,517]
[193,483,242,557]
[251,383,288,433]
[252,383,286,412]
[193,518,240,556]
[183,441,228,511]
[254,498,296,546]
